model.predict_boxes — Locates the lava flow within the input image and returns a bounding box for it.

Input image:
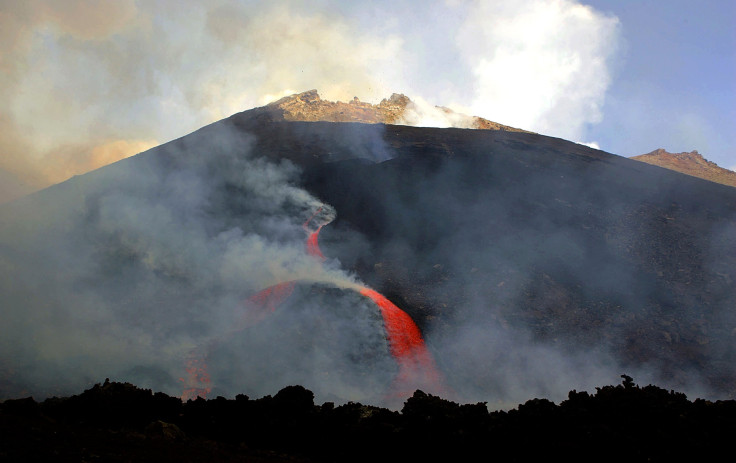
[303,207,326,260]
[181,351,212,401]
[182,205,445,401]
[300,208,444,394]
[243,281,296,322]
[359,287,444,397]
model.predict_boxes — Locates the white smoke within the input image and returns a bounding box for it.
[454,0,619,143]
[0,122,374,402]
[578,141,601,149]
[397,97,477,129]
[0,0,620,203]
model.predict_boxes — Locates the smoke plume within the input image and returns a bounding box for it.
[0,121,396,404]
[1,0,662,411]
[0,0,619,203]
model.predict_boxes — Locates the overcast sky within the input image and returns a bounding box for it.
[1,0,734,203]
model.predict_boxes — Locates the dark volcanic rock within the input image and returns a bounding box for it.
[227,117,736,398]
[1,105,735,404]
[230,114,736,399]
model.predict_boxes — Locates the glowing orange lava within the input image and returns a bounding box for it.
[306,226,325,259]
[181,353,212,401]
[245,281,296,318]
[303,207,326,260]
[181,281,296,401]
[182,206,445,401]
[359,287,444,396]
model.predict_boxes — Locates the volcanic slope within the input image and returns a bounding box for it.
[1,99,735,406]
[632,148,736,188]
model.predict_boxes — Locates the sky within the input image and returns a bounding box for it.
[0,0,734,203]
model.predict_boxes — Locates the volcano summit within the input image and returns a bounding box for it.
[262,89,530,131]
[1,91,735,407]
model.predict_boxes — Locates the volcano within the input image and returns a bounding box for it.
[181,204,445,404]
[1,91,735,406]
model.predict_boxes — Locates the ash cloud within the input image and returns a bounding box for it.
[0,0,619,203]
[0,121,391,404]
[314,134,734,407]
[0,0,669,410]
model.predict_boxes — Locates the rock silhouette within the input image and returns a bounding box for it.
[2,377,735,462]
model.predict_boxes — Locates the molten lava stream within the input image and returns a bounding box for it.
[359,287,445,397]
[306,225,324,259]
[181,353,212,401]
[304,206,444,395]
[181,281,296,401]
[303,207,326,260]
[242,281,296,324]
[182,206,446,401]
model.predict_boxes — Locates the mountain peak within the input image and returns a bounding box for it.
[271,89,321,106]
[263,89,530,132]
[632,148,736,188]
[647,148,702,160]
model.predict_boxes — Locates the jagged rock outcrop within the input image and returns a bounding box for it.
[632,148,736,188]
[265,89,530,132]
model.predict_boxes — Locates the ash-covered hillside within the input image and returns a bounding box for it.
[1,95,735,407]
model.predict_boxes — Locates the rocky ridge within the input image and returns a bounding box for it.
[632,149,736,188]
[266,89,530,132]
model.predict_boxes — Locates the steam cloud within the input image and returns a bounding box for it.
[0,122,387,403]
[0,0,648,409]
[0,0,619,203]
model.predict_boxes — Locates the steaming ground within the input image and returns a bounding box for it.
[305,123,736,406]
[0,121,375,403]
[208,283,398,404]
[2,115,735,409]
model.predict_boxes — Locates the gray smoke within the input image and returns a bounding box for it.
[0,0,619,203]
[0,121,392,404]
[314,139,731,408]
[2,119,731,409]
